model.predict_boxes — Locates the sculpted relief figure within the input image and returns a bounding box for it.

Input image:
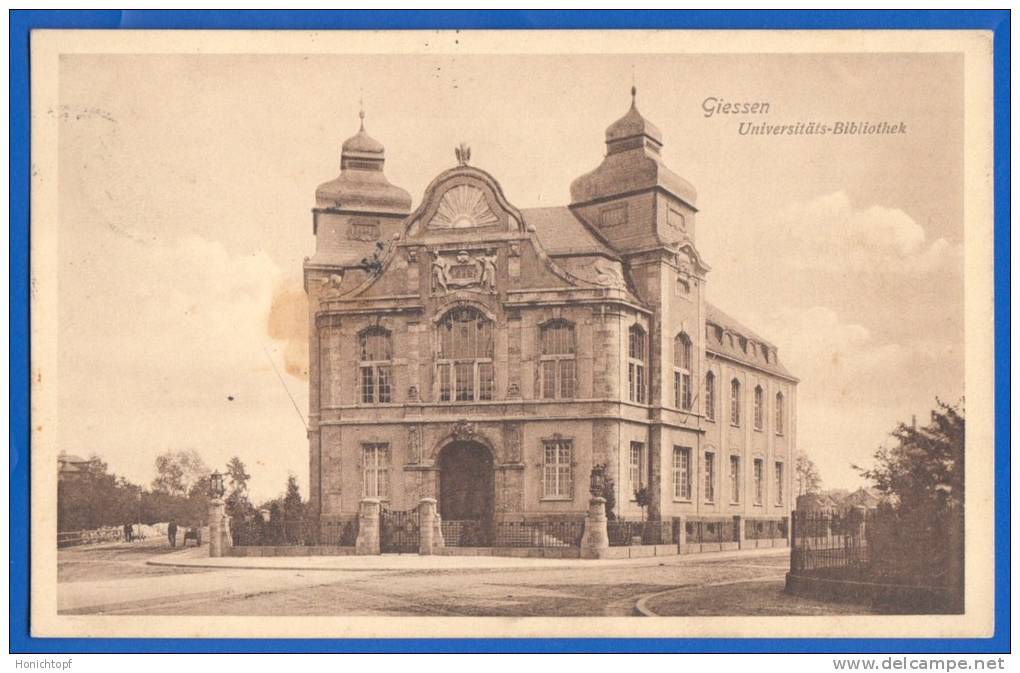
[479,250,498,294]
[431,252,451,295]
[320,272,345,298]
[593,259,627,289]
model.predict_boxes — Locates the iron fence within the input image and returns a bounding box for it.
[440,520,490,547]
[607,519,676,546]
[685,517,738,545]
[790,510,870,573]
[745,518,788,540]
[493,520,584,548]
[57,526,124,548]
[319,518,359,546]
[232,518,325,547]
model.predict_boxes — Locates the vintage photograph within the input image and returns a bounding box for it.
[28,29,995,639]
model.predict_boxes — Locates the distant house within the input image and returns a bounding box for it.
[796,492,836,514]
[844,487,882,509]
[58,452,92,482]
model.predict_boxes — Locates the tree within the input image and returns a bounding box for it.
[151,449,210,496]
[634,486,651,522]
[854,399,964,512]
[282,474,304,521]
[224,456,255,523]
[795,451,823,496]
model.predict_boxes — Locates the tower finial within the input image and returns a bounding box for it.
[631,67,637,107]
[358,90,365,130]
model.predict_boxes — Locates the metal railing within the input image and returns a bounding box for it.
[607,520,676,546]
[685,517,738,545]
[57,526,125,548]
[233,518,358,547]
[440,520,491,547]
[745,517,788,540]
[493,520,584,548]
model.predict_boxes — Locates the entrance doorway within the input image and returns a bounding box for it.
[438,441,495,545]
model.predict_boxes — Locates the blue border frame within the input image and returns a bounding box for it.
[9,9,1010,654]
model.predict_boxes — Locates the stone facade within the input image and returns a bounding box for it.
[304,91,798,529]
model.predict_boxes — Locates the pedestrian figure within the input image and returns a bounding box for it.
[123,522,132,543]
[168,518,178,548]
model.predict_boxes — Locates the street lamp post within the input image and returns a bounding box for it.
[208,469,227,558]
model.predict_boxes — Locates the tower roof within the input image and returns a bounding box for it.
[315,110,411,214]
[570,87,697,207]
[605,86,663,147]
[341,110,386,156]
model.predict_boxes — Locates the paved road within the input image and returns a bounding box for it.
[58,541,875,617]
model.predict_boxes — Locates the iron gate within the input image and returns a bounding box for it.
[380,507,420,553]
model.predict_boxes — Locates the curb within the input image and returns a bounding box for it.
[634,574,789,616]
[146,546,790,574]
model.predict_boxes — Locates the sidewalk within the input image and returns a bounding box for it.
[146,545,789,572]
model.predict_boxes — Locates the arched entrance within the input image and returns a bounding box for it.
[437,441,495,545]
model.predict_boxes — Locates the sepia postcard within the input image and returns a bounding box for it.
[28,28,996,641]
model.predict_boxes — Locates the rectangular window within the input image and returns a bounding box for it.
[454,362,474,401]
[478,362,494,401]
[559,359,576,399]
[543,439,573,498]
[629,442,644,497]
[362,443,390,499]
[753,458,764,505]
[775,462,784,505]
[438,363,452,402]
[360,366,375,404]
[673,446,692,500]
[542,360,557,399]
[704,452,715,503]
[377,365,392,403]
[629,363,646,403]
[730,455,741,503]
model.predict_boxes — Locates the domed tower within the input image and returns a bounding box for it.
[571,88,709,523]
[311,110,412,261]
[570,87,698,252]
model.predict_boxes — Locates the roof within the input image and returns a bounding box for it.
[705,302,796,380]
[58,453,89,464]
[521,207,617,258]
[606,98,663,146]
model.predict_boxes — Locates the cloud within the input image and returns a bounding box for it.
[770,191,960,276]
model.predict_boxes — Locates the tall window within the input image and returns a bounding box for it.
[673,446,692,500]
[775,392,785,435]
[729,455,741,503]
[775,461,785,505]
[704,451,716,503]
[359,327,393,404]
[540,321,576,399]
[437,307,494,402]
[753,458,764,505]
[362,443,390,498]
[730,378,742,426]
[753,385,765,430]
[628,326,647,404]
[629,441,644,496]
[705,371,716,421]
[542,439,573,499]
[674,332,693,410]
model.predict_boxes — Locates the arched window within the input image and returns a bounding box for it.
[775,392,785,435]
[437,307,494,402]
[359,326,392,404]
[628,325,647,404]
[730,378,741,426]
[673,332,693,410]
[540,320,576,399]
[704,371,716,421]
[753,385,765,430]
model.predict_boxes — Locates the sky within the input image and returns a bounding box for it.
[56,51,964,502]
